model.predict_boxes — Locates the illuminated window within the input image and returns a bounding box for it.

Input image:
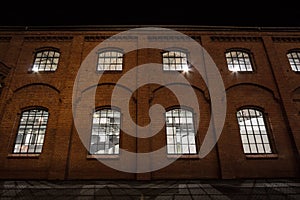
[165,108,197,154]
[32,48,60,72]
[89,108,120,155]
[236,108,273,154]
[13,108,49,154]
[97,50,123,71]
[162,50,189,71]
[226,50,253,72]
[287,51,300,72]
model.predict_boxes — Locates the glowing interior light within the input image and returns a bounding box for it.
[231,66,239,72]
[183,64,189,72]
[32,66,39,72]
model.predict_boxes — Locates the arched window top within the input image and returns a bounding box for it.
[225,49,253,72]
[97,47,123,54]
[97,49,124,71]
[236,107,273,154]
[21,106,48,113]
[237,106,264,114]
[162,49,189,71]
[287,50,300,72]
[35,46,60,53]
[93,107,121,118]
[32,47,60,72]
[165,107,194,117]
[163,47,188,53]
[225,48,251,54]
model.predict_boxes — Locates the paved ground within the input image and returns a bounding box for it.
[0,179,300,199]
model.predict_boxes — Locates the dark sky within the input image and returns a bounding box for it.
[1,2,299,27]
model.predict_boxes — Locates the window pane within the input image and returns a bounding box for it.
[243,145,250,154]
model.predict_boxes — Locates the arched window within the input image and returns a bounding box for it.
[13,108,49,154]
[165,108,197,154]
[32,48,60,72]
[162,50,189,71]
[236,108,273,154]
[89,108,121,155]
[225,50,253,72]
[287,50,300,72]
[97,50,123,71]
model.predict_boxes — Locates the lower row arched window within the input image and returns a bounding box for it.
[89,108,121,155]
[11,107,275,156]
[236,107,273,154]
[88,107,198,155]
[165,108,197,154]
[13,108,49,154]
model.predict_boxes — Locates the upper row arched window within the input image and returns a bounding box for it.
[225,50,253,72]
[32,48,60,72]
[97,49,123,71]
[225,49,300,73]
[162,50,189,71]
[287,50,300,72]
[30,47,300,74]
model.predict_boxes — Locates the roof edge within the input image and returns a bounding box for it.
[0,25,300,32]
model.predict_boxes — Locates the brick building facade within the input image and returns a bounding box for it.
[0,25,299,181]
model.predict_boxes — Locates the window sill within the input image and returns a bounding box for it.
[86,154,119,160]
[167,154,200,159]
[96,70,123,74]
[29,70,56,74]
[245,154,278,159]
[7,154,40,158]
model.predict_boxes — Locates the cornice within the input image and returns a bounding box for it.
[272,37,300,42]
[24,36,73,42]
[0,25,300,33]
[210,36,262,42]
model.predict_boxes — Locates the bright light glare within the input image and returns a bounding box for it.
[231,67,239,72]
[183,64,189,72]
[32,67,39,72]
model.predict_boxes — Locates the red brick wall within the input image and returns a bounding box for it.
[0,27,299,180]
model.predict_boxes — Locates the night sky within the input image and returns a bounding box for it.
[0,2,299,27]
